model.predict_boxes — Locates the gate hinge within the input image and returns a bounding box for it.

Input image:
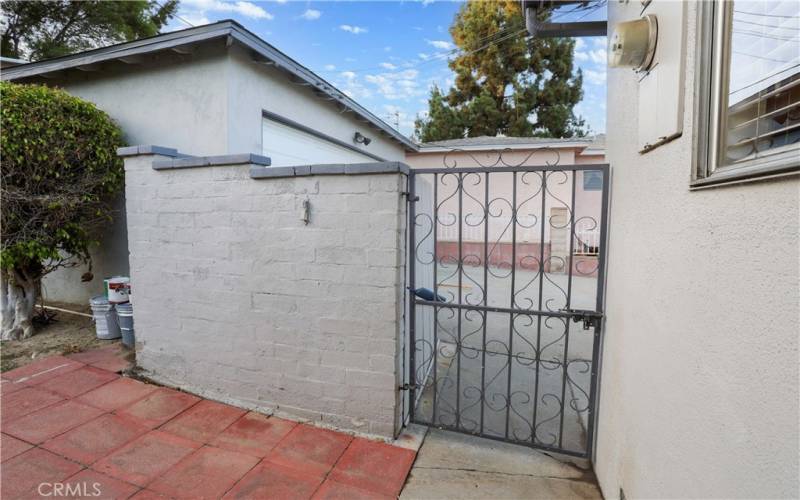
[398,383,418,391]
[561,308,603,330]
[401,191,420,202]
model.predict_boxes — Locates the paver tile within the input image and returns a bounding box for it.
[77,377,158,412]
[4,399,104,444]
[328,438,416,497]
[148,445,259,499]
[1,386,64,423]
[266,424,352,477]
[67,344,124,365]
[42,413,151,465]
[130,489,172,499]
[0,448,83,499]
[93,430,201,487]
[117,388,200,428]
[92,355,132,373]
[62,469,140,499]
[160,400,246,443]
[1,378,26,396]
[1,433,34,463]
[313,479,394,500]
[1,355,84,385]
[38,366,119,398]
[210,412,297,458]
[223,461,324,500]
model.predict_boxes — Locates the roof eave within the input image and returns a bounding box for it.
[1,20,419,152]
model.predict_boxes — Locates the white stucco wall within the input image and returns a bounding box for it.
[226,46,406,162]
[31,40,408,305]
[595,2,800,499]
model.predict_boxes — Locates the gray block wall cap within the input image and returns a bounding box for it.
[250,162,409,180]
[117,145,187,157]
[152,153,272,170]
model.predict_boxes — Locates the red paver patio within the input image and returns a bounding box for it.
[148,446,259,498]
[1,355,84,386]
[210,412,296,458]
[267,424,353,477]
[2,448,83,499]
[1,386,64,423]
[1,433,33,462]
[38,366,119,398]
[160,399,246,443]
[4,399,104,444]
[328,437,417,497]
[0,348,417,499]
[117,387,201,428]
[76,376,158,411]
[42,413,150,465]
[61,469,140,499]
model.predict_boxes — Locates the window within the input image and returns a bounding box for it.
[694,0,800,187]
[582,170,603,191]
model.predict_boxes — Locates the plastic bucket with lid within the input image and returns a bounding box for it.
[116,302,135,348]
[107,277,130,304]
[90,295,121,340]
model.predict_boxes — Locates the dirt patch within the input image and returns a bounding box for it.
[1,304,122,373]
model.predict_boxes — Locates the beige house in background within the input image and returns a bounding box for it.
[406,136,606,276]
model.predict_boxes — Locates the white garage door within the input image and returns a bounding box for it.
[262,117,375,167]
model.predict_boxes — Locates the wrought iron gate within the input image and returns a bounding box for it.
[405,152,609,459]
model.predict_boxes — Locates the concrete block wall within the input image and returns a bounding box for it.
[121,148,408,438]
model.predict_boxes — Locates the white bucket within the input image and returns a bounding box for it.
[108,277,130,304]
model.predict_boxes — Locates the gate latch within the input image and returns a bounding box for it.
[398,383,418,391]
[561,309,603,330]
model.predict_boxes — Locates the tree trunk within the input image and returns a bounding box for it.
[0,268,37,340]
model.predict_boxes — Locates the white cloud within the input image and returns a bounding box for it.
[418,53,430,60]
[593,37,608,48]
[380,62,397,70]
[574,51,589,62]
[340,24,368,35]
[384,46,392,52]
[427,39,453,50]
[421,0,435,5]
[179,0,273,21]
[364,69,422,100]
[575,38,586,51]
[324,64,336,71]
[345,57,356,62]
[340,71,357,80]
[299,9,321,20]
[584,68,607,85]
[589,48,606,64]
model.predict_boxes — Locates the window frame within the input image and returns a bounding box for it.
[582,170,603,191]
[692,0,800,188]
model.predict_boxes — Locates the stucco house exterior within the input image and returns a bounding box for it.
[594,0,798,498]
[1,1,797,497]
[407,136,605,275]
[0,20,416,304]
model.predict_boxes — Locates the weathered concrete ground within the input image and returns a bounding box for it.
[400,429,602,500]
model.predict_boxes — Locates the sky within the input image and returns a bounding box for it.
[166,0,608,138]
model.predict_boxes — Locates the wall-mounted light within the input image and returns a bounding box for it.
[353,132,372,146]
[608,14,658,72]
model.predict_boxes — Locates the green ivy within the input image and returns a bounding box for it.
[0,82,125,277]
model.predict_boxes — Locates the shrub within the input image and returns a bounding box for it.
[1,82,124,339]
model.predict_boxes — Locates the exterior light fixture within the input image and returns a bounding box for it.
[608,14,658,72]
[353,132,372,146]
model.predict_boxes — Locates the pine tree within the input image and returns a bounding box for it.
[415,0,586,141]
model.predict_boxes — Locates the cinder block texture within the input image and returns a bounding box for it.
[123,154,407,438]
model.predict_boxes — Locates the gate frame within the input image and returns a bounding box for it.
[405,162,611,460]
